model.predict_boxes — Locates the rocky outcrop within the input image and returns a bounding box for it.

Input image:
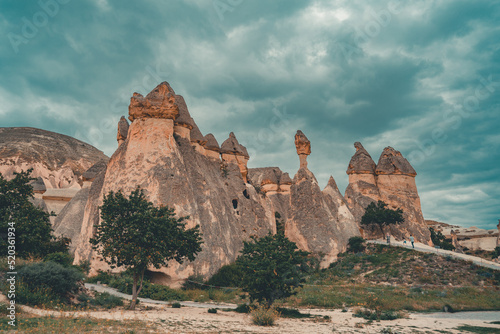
[286,168,359,267]
[221,132,250,183]
[173,95,195,140]
[294,130,311,169]
[117,116,129,146]
[0,127,108,189]
[74,82,275,285]
[286,131,359,267]
[203,134,221,160]
[345,143,430,243]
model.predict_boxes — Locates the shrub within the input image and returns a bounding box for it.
[347,237,366,253]
[18,261,83,298]
[171,302,182,308]
[92,292,123,309]
[250,306,279,326]
[235,303,251,313]
[44,252,73,267]
[208,308,218,314]
[86,270,114,285]
[181,274,206,290]
[16,280,61,306]
[206,263,242,288]
[140,283,186,301]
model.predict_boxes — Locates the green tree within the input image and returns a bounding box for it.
[0,169,69,258]
[429,228,455,251]
[360,200,404,236]
[90,187,203,310]
[236,232,309,308]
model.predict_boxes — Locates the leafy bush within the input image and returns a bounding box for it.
[347,237,366,253]
[92,292,124,309]
[86,270,114,285]
[16,280,61,306]
[206,263,242,288]
[44,252,73,267]
[276,307,311,318]
[18,261,83,298]
[181,274,206,290]
[171,302,182,308]
[250,306,279,326]
[140,283,186,301]
[208,308,217,314]
[353,309,403,321]
[235,303,251,313]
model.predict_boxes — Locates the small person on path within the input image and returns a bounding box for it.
[410,235,415,248]
[403,238,407,246]
[386,233,390,244]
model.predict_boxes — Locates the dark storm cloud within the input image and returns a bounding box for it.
[0,0,498,229]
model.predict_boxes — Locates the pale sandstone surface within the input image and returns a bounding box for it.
[0,127,108,188]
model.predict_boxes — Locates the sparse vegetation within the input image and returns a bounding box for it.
[429,227,455,250]
[250,305,279,326]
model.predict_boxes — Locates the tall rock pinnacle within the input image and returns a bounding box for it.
[221,132,250,182]
[347,142,376,175]
[294,130,311,169]
[117,116,129,146]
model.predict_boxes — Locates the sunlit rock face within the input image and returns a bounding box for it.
[345,143,431,244]
[294,130,311,169]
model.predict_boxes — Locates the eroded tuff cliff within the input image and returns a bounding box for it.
[73,82,363,283]
[345,143,430,243]
[0,127,109,188]
[286,131,359,267]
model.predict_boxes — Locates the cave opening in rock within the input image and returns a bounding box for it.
[232,199,238,209]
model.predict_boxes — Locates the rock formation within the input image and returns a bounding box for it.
[285,131,360,267]
[294,130,311,169]
[0,127,108,189]
[345,143,431,243]
[74,82,276,285]
[117,116,129,146]
[221,132,250,183]
[2,81,440,284]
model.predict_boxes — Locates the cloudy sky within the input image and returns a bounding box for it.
[1,0,499,229]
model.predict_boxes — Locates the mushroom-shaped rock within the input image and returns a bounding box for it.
[221,132,249,157]
[294,130,311,169]
[190,124,207,155]
[347,142,376,175]
[174,95,195,140]
[375,147,416,176]
[221,132,250,182]
[117,116,129,145]
[128,82,180,122]
[203,133,221,160]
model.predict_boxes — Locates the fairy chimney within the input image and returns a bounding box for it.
[203,133,221,160]
[128,82,180,137]
[173,95,195,140]
[295,130,311,169]
[117,116,129,146]
[221,132,250,182]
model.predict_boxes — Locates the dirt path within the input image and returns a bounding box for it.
[369,239,500,271]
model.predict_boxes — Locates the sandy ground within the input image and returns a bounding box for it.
[19,303,500,334]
